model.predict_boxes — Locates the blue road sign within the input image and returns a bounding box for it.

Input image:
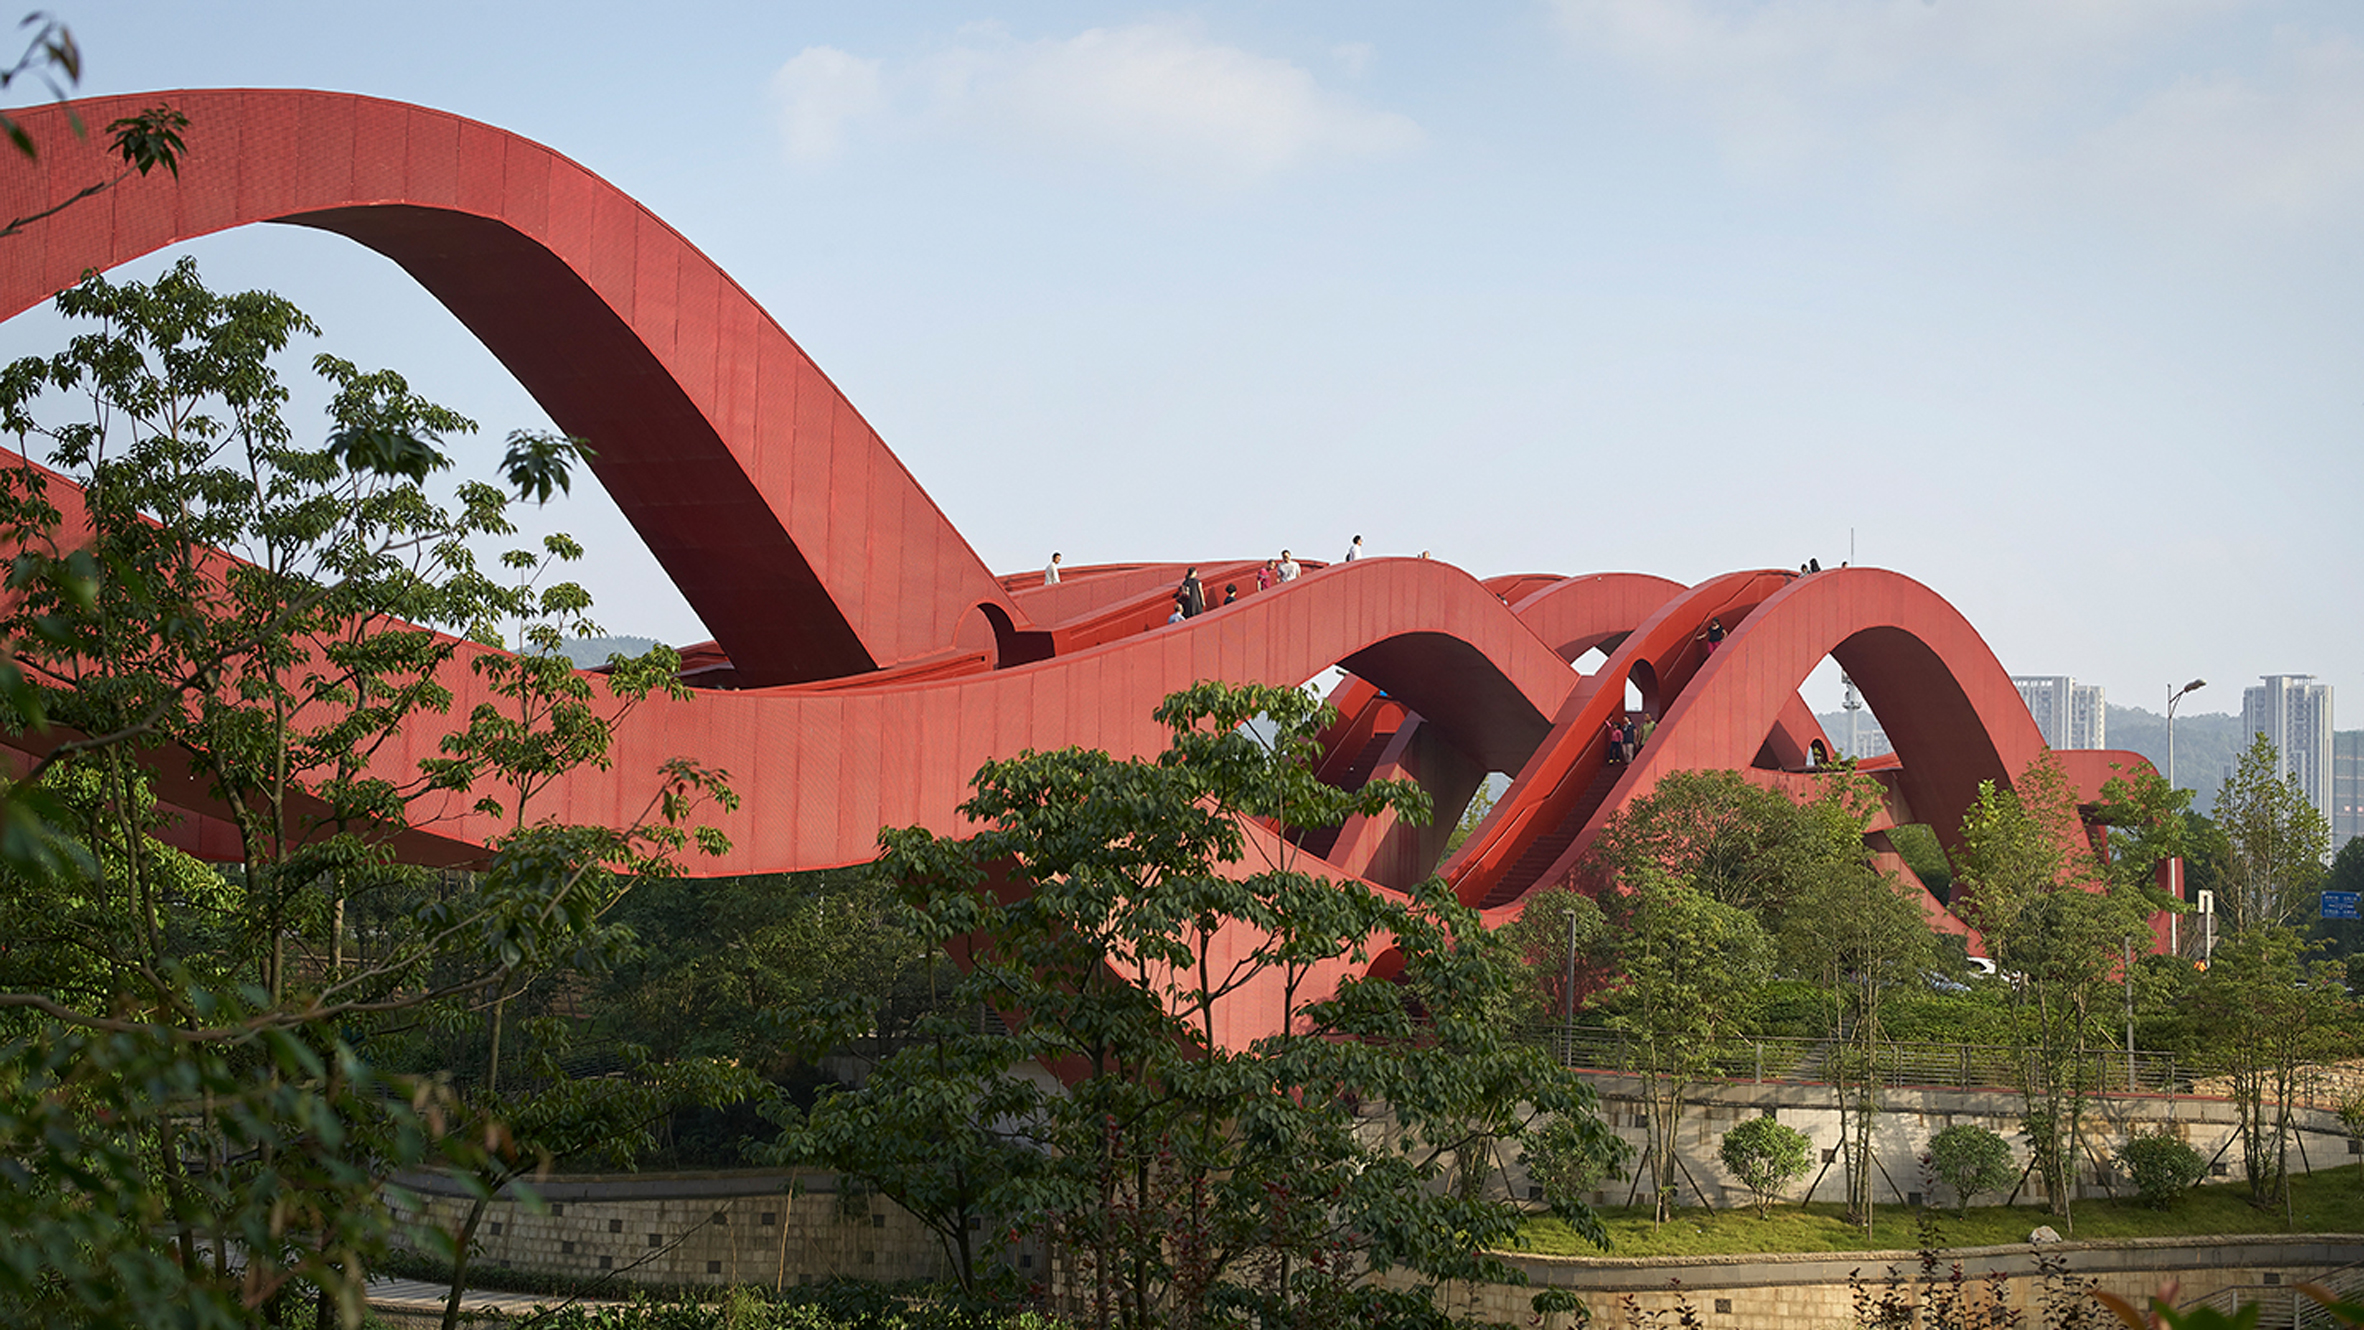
[2323,891,2360,920]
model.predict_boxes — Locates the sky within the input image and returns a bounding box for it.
[5,0,2360,724]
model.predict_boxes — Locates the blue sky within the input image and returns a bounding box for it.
[10,1,2362,722]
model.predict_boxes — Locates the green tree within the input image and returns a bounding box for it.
[1777,767,1936,1233]
[1886,823,1954,902]
[767,681,1616,1328]
[1523,1114,1635,1219]
[1718,1116,1811,1218]
[1502,884,1609,1028]
[2116,1131,2205,1209]
[1580,768,1845,929]
[2185,928,2353,1208]
[1592,865,1772,1223]
[597,867,936,1079]
[0,261,735,1328]
[1951,754,2148,1223]
[1446,777,1498,857]
[2215,734,2331,935]
[1927,1123,2016,1213]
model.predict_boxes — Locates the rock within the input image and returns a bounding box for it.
[2029,1226,2062,1244]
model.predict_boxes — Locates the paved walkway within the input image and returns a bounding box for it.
[363,1273,624,1323]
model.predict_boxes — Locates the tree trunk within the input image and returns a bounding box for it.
[441,1192,493,1330]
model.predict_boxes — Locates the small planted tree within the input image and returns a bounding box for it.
[2118,1131,2205,1208]
[1951,754,2150,1222]
[1929,1123,2017,1212]
[1525,1113,1636,1217]
[1719,1116,1812,1218]
[2339,1096,2364,1183]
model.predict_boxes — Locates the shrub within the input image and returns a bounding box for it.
[1929,1123,2016,1212]
[1525,1113,1635,1215]
[2119,1131,2206,1208]
[1718,1115,1812,1218]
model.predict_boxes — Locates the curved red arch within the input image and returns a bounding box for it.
[0,89,1023,687]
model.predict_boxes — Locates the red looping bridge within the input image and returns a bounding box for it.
[0,92,2155,1040]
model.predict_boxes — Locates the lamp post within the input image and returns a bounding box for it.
[2166,678,2205,789]
[1562,907,1579,1066]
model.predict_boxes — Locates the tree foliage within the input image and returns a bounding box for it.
[1717,1116,1811,1218]
[1777,770,1937,1232]
[1502,885,1609,1027]
[1582,768,1853,930]
[2116,1131,2205,1209]
[2214,734,2331,935]
[1523,1113,1635,1219]
[0,261,737,1328]
[1928,1123,2016,1213]
[1951,754,2150,1221]
[765,681,1615,1329]
[1591,865,1771,1222]
[2185,927,2353,1207]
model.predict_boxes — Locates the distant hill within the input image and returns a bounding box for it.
[2103,705,2249,815]
[557,635,661,668]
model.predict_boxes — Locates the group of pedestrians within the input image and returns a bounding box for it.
[1603,712,1655,763]
[1254,549,1303,592]
[1166,565,1243,622]
[1170,544,1330,621]
[1049,539,1392,627]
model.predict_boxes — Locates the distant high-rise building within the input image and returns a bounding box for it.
[1842,716,1894,760]
[2243,675,2335,850]
[2336,731,2361,855]
[2013,676,2106,749]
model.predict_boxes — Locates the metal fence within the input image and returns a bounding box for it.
[2183,1261,2364,1330]
[1530,1025,2186,1095]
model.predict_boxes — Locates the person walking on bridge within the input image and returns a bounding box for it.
[1177,567,1207,618]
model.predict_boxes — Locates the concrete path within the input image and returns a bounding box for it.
[363,1272,624,1323]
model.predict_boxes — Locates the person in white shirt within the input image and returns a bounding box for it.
[1044,552,1061,585]
[1343,535,1363,562]
[1276,550,1301,582]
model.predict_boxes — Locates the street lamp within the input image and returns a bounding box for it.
[2166,678,2206,788]
[1562,907,1579,1067]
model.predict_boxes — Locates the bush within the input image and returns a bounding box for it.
[1929,1123,2016,1212]
[1718,1116,1812,1218]
[2119,1131,2206,1208]
[1525,1113,1635,1215]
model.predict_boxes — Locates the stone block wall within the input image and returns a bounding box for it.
[1464,1235,2364,1330]
[1544,1078,2353,1212]
[388,1170,953,1288]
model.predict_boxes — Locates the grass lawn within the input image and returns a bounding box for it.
[1514,1167,2364,1259]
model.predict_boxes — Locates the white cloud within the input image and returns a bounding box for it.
[770,46,884,162]
[1550,0,2364,227]
[767,21,1421,182]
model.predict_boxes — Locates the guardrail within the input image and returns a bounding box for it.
[2182,1260,2364,1330]
[1531,1026,2185,1095]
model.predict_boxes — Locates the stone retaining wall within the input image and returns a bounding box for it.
[1419,1234,2364,1330]
[387,1169,954,1289]
[1562,1078,2353,1211]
